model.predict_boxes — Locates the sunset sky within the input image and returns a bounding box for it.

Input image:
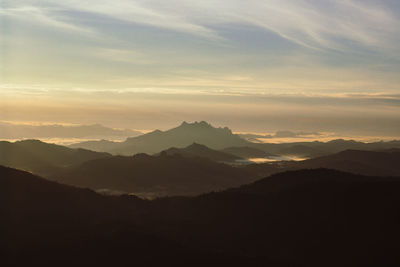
[1,0,400,136]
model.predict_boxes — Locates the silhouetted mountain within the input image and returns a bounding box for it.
[52,153,257,197]
[150,169,400,266]
[158,143,242,162]
[221,146,276,158]
[0,140,110,176]
[0,165,238,266]
[250,139,400,158]
[299,149,400,176]
[4,166,400,266]
[0,122,142,139]
[69,139,120,152]
[70,121,249,155]
[244,149,400,177]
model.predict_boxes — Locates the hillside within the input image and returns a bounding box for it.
[0,140,110,176]
[250,139,400,158]
[69,139,120,152]
[3,166,400,266]
[243,149,400,177]
[0,166,227,266]
[149,169,400,266]
[158,143,242,162]
[52,153,257,197]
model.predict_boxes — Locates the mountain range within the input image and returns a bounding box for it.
[157,142,242,163]
[0,122,142,140]
[249,139,400,158]
[3,138,400,197]
[244,148,400,178]
[68,121,400,159]
[70,121,249,155]
[2,166,400,266]
[52,152,256,197]
[0,140,110,177]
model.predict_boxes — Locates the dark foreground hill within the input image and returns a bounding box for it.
[52,153,256,197]
[70,121,249,155]
[151,169,400,266]
[2,166,400,266]
[244,149,400,178]
[0,166,237,267]
[0,140,110,176]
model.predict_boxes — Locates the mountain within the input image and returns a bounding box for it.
[221,146,275,158]
[0,122,142,139]
[250,139,400,158]
[298,149,400,176]
[70,121,249,155]
[52,153,257,197]
[69,139,120,152]
[152,169,400,266]
[158,143,242,162]
[0,165,231,267]
[4,166,400,266]
[0,140,110,176]
[244,149,400,178]
[68,121,400,158]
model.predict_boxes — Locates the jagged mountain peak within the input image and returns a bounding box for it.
[179,120,212,128]
[176,121,234,134]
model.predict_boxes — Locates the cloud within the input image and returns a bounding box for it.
[29,0,224,41]
[90,48,155,64]
[1,85,400,136]
[2,1,400,102]
[0,5,95,36]
[4,0,399,53]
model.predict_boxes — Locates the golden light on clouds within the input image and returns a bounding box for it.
[1,0,400,138]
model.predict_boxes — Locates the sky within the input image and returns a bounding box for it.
[1,0,400,137]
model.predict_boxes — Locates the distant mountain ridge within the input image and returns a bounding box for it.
[0,122,142,139]
[0,140,110,177]
[68,121,400,158]
[244,149,400,178]
[52,152,257,197]
[249,139,400,158]
[158,143,242,163]
[70,121,249,155]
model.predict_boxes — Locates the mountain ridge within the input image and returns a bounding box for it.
[3,166,400,266]
[51,152,257,197]
[157,142,242,162]
[70,121,249,155]
[243,148,400,178]
[0,139,110,177]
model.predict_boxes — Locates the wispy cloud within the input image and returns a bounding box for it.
[5,0,399,53]
[2,0,400,99]
[33,0,224,41]
[0,5,95,36]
